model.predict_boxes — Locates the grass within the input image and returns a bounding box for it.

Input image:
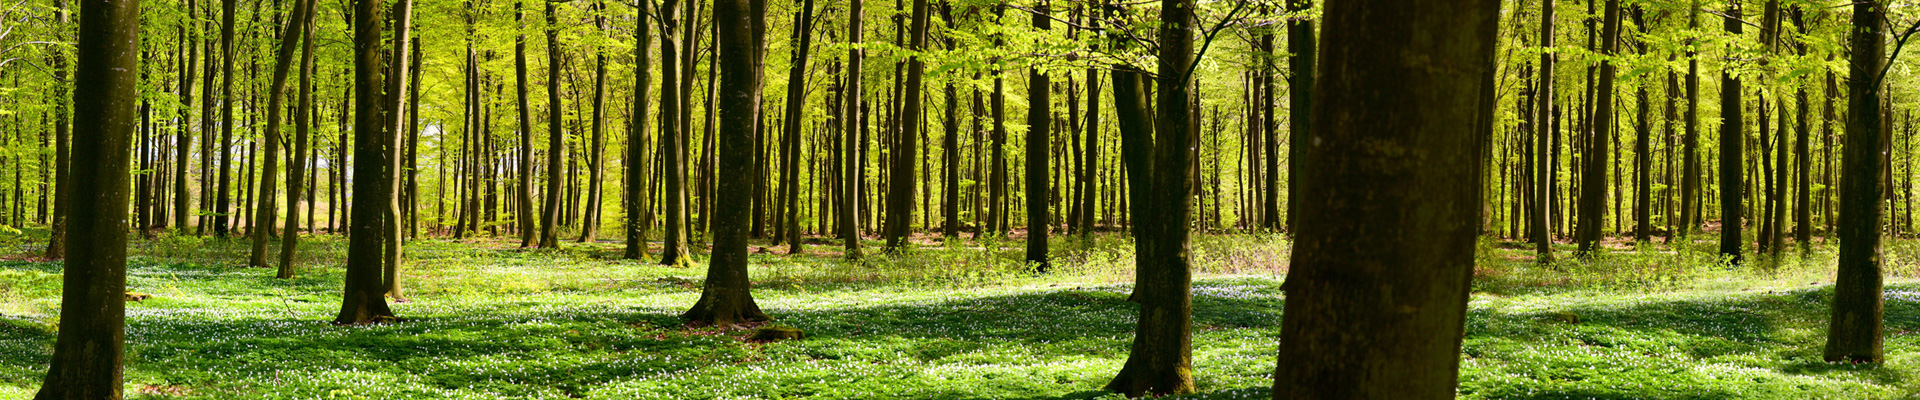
[0,230,1916,399]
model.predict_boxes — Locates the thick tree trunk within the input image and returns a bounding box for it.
[32,0,137,394]
[685,0,771,327]
[334,0,398,326]
[1272,0,1497,397]
[1826,0,1886,364]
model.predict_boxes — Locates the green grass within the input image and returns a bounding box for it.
[0,231,1916,399]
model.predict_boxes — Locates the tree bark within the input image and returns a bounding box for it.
[659,0,694,266]
[538,0,566,249]
[1576,0,1619,255]
[334,0,398,325]
[249,0,318,269]
[279,7,318,279]
[1826,0,1886,364]
[626,0,654,259]
[1101,0,1185,394]
[1718,1,1744,264]
[32,0,137,394]
[685,0,771,326]
[1022,1,1049,268]
[840,0,864,258]
[514,0,538,247]
[1272,0,1497,397]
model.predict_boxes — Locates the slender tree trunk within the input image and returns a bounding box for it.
[44,0,73,259]
[581,0,611,243]
[1273,0,1497,396]
[840,0,864,258]
[1021,1,1048,266]
[32,0,137,394]
[627,0,655,259]
[1533,0,1554,260]
[537,0,566,248]
[279,7,317,279]
[249,0,317,269]
[779,0,817,253]
[1826,0,1886,363]
[514,0,538,246]
[659,0,694,266]
[382,0,415,300]
[1283,0,1315,233]
[1576,0,1619,255]
[1681,0,1701,236]
[1718,2,1745,263]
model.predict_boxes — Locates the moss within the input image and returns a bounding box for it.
[748,325,804,342]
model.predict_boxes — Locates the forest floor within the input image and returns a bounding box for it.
[0,231,1918,399]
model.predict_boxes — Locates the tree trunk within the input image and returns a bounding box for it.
[1681,0,1701,236]
[1717,1,1744,264]
[32,0,137,394]
[514,0,538,247]
[581,0,611,243]
[279,6,318,279]
[1021,1,1048,268]
[685,0,771,327]
[627,0,654,259]
[659,0,694,266]
[249,0,318,269]
[382,0,415,300]
[537,0,566,249]
[1826,0,1886,364]
[1533,0,1554,260]
[334,0,398,326]
[778,0,816,253]
[1283,0,1315,234]
[1272,0,1497,397]
[1576,0,1619,255]
[44,0,72,259]
[840,0,864,258]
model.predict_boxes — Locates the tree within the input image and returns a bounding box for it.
[626,0,654,260]
[538,0,566,249]
[32,0,139,394]
[1272,0,1498,396]
[383,0,417,300]
[1533,0,1554,261]
[885,0,929,252]
[1283,0,1314,234]
[580,0,611,244]
[1102,0,1196,394]
[779,0,818,253]
[515,0,538,247]
[335,0,398,325]
[684,0,771,326]
[1575,0,1619,256]
[659,0,695,267]
[1826,0,1886,364]
[1717,1,1744,264]
[249,0,320,269]
[279,4,319,279]
[1022,1,1049,268]
[43,0,70,260]
[840,0,864,258]
[213,0,237,237]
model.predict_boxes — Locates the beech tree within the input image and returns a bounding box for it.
[1826,0,1886,364]
[1273,0,1499,397]
[684,0,770,326]
[32,0,139,394]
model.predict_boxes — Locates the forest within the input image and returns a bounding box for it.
[5,0,1920,397]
